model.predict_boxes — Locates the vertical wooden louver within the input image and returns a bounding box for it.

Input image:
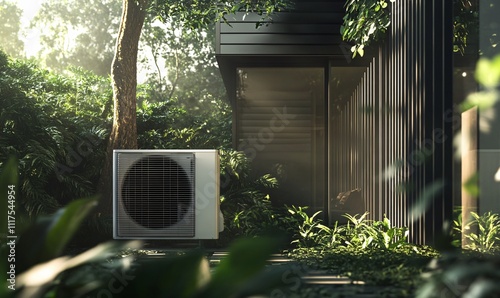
[330,0,453,244]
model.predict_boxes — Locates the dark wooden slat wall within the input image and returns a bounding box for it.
[331,0,453,244]
[216,0,346,56]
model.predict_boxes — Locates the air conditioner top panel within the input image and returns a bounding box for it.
[114,149,219,154]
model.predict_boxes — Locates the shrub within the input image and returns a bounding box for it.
[0,52,109,216]
[137,96,231,150]
[218,150,295,241]
[455,211,500,253]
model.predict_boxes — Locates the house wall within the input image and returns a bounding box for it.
[330,0,454,244]
[216,0,455,245]
[216,0,346,56]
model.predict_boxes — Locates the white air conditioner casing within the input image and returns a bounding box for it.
[113,149,222,239]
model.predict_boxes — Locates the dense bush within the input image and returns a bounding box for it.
[217,150,296,243]
[0,52,110,216]
[136,98,231,150]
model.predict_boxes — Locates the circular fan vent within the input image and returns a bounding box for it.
[121,155,193,229]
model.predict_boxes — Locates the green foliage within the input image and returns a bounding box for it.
[341,0,395,57]
[475,54,500,89]
[417,251,500,298]
[0,53,110,216]
[31,0,121,75]
[218,150,296,240]
[460,211,500,253]
[154,0,293,30]
[42,197,98,259]
[140,16,226,102]
[137,98,232,150]
[451,206,463,248]
[289,209,411,252]
[289,244,439,297]
[0,0,24,58]
[15,197,98,272]
[342,0,480,58]
[414,51,500,298]
[288,206,332,248]
[461,54,500,112]
[200,237,285,298]
[453,0,478,55]
[1,49,232,222]
[80,236,288,298]
[0,159,118,296]
[9,199,140,297]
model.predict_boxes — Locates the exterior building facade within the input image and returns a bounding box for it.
[215,0,499,245]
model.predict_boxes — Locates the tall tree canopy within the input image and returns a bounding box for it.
[96,0,292,221]
[0,0,24,57]
[32,0,121,76]
[140,18,226,106]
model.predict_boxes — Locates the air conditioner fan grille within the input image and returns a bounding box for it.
[120,155,195,233]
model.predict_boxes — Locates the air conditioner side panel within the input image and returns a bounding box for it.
[194,150,220,239]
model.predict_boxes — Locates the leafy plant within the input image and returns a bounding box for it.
[218,150,297,241]
[417,251,500,298]
[136,99,231,150]
[341,0,396,57]
[462,211,500,253]
[461,54,500,112]
[12,206,290,298]
[289,209,411,253]
[342,0,479,58]
[0,52,109,217]
[371,215,410,250]
[453,0,479,55]
[288,206,331,248]
[342,212,375,249]
[451,206,463,248]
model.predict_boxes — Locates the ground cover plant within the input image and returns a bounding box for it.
[285,208,440,297]
[283,206,500,297]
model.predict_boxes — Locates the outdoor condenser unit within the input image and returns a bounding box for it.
[113,149,222,239]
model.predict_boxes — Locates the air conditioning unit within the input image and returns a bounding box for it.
[113,149,222,239]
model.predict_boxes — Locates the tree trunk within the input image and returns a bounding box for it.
[96,0,148,228]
